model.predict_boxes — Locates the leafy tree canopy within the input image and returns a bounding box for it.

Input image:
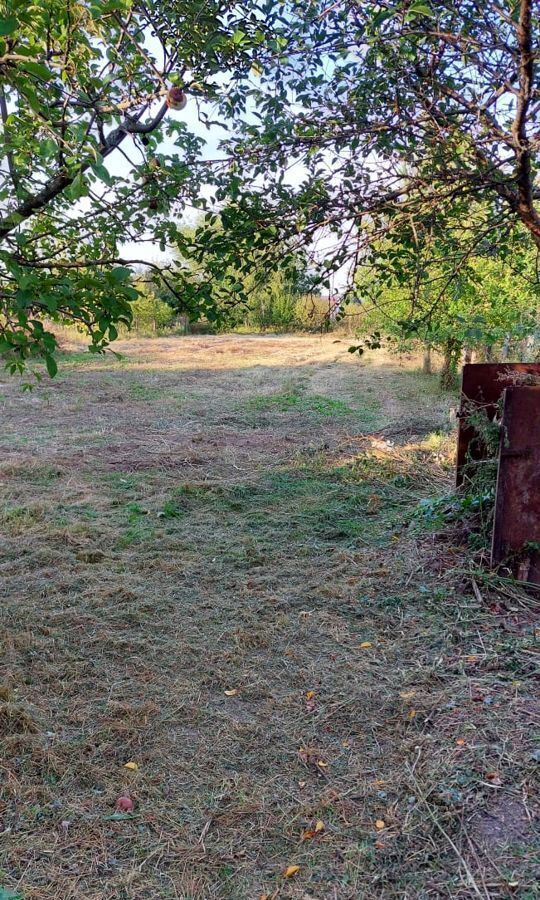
[0,0,269,374]
[191,0,540,333]
[1,0,539,373]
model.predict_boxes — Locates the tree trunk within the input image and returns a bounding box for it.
[462,346,473,365]
[422,346,432,374]
[521,332,536,361]
[440,339,461,389]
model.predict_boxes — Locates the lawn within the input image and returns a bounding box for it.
[0,335,538,899]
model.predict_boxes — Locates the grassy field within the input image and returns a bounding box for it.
[0,335,538,900]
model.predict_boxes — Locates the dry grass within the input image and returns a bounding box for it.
[0,334,538,900]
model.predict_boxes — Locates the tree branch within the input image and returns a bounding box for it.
[0,102,169,242]
[0,84,21,192]
[511,0,540,241]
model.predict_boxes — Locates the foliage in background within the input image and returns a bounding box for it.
[129,286,176,335]
[352,223,540,383]
[154,227,324,333]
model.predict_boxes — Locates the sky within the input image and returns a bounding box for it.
[107,94,227,266]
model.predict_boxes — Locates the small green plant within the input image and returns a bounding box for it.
[248,383,353,418]
[414,402,500,548]
[159,500,183,519]
[0,888,23,900]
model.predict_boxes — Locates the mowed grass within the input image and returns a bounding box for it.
[0,335,538,900]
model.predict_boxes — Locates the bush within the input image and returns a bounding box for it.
[129,291,176,336]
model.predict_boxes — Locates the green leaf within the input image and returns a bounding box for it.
[91,162,113,186]
[44,355,58,378]
[110,266,131,283]
[20,60,54,81]
[0,17,17,35]
[65,172,88,200]
[405,2,435,18]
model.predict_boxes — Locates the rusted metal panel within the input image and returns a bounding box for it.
[492,386,540,582]
[456,363,540,485]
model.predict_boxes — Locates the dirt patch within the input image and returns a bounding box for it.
[472,797,537,850]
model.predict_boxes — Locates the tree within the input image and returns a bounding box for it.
[0,0,266,374]
[190,0,540,332]
[158,218,317,332]
[129,283,176,334]
[354,223,540,385]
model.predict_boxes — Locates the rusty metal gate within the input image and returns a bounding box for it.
[491,385,540,582]
[457,363,540,584]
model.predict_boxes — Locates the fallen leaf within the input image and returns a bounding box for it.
[298,747,328,770]
[466,655,477,663]
[115,795,134,812]
[302,819,325,840]
[456,738,466,746]
[408,709,417,719]
[124,761,139,771]
[399,690,416,700]
[485,771,502,786]
[298,780,307,788]
[375,819,386,830]
[305,690,316,700]
[224,689,238,697]
[283,864,301,878]
[375,840,385,849]
[359,641,372,649]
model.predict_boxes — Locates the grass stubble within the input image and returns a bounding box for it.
[0,335,537,899]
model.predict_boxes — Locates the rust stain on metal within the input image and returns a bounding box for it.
[456,363,540,485]
[491,386,540,583]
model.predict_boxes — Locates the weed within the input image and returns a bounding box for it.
[127,380,163,401]
[159,500,183,519]
[246,380,355,418]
